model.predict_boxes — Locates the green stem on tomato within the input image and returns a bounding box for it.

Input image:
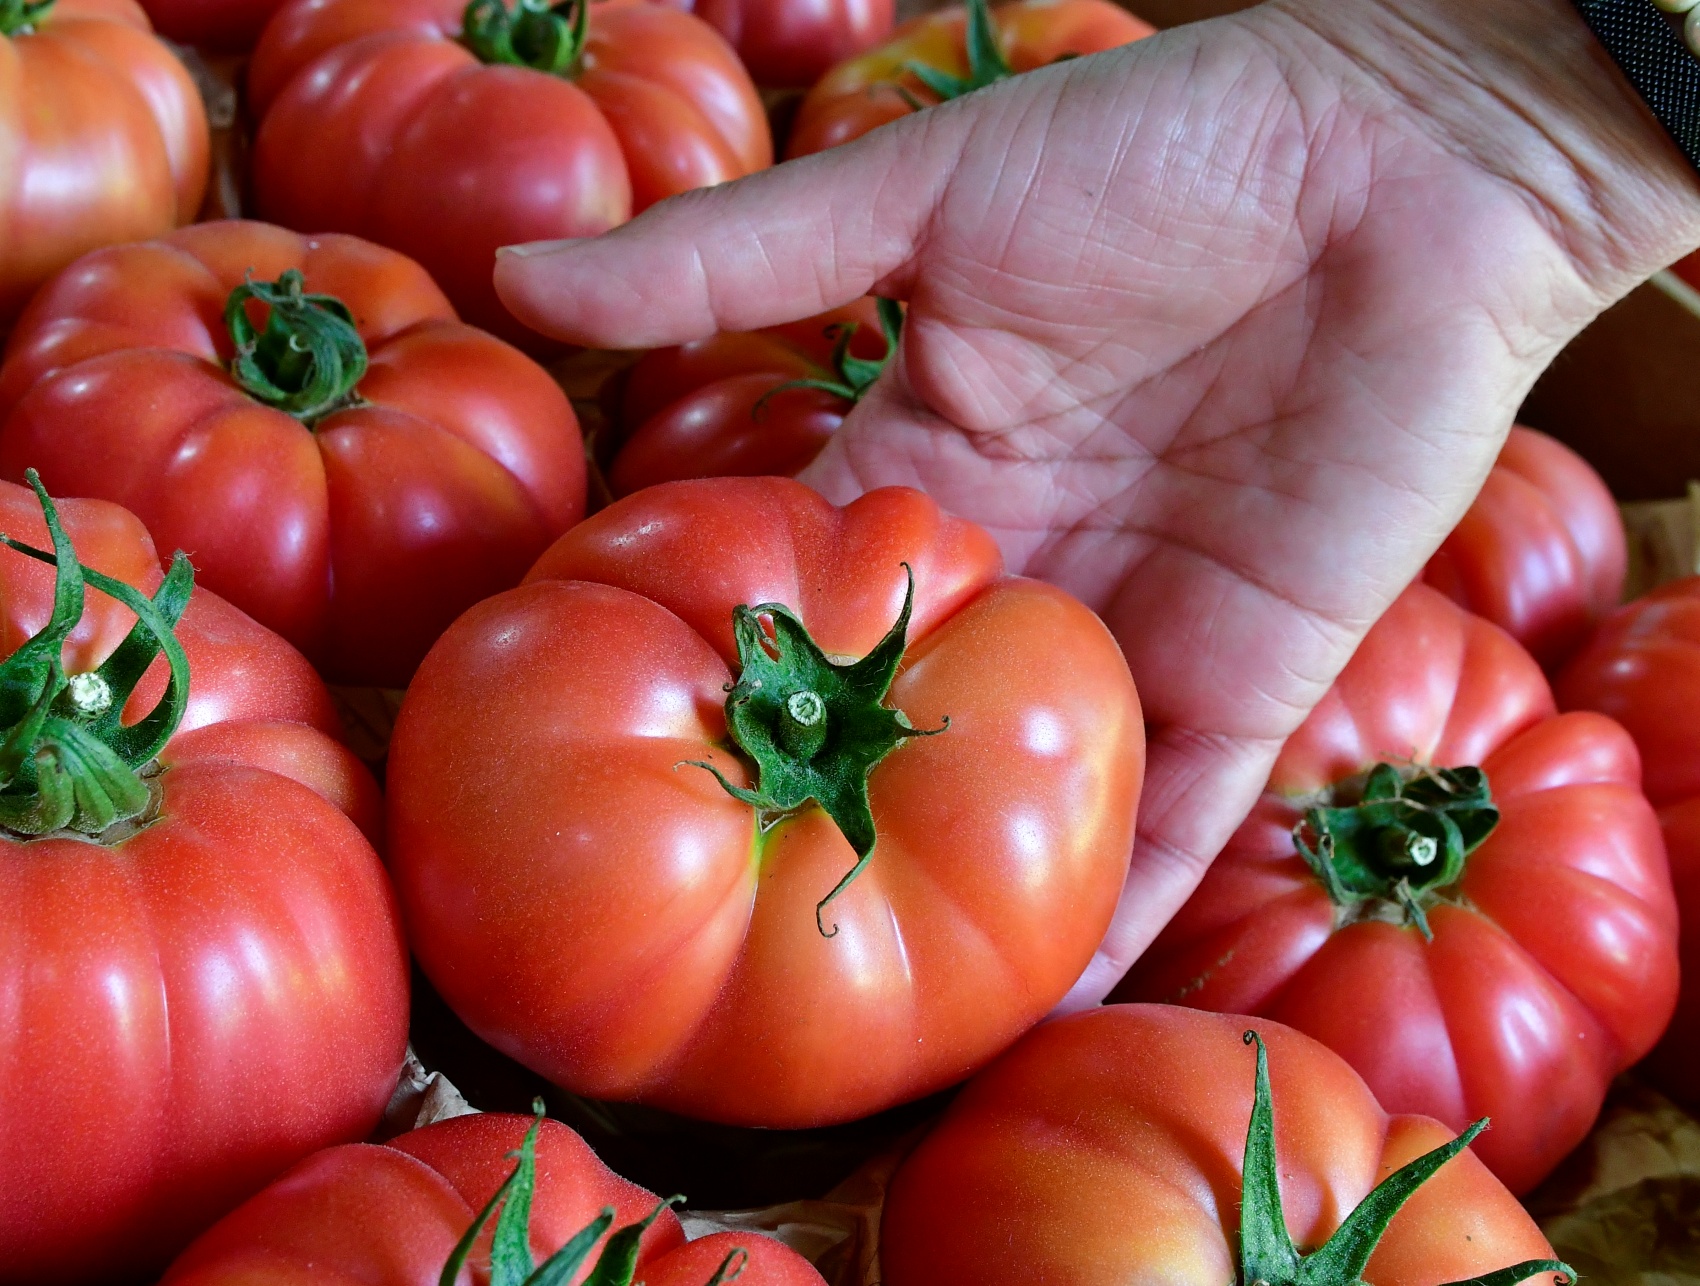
[0,0,53,36]
[439,1101,720,1286]
[684,562,948,937]
[226,270,368,425]
[0,471,192,840]
[757,299,905,412]
[1237,1030,1572,1286]
[901,0,1013,104]
[461,0,588,76]
[1292,762,1499,941]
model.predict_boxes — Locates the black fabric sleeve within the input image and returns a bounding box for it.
[1569,0,1700,167]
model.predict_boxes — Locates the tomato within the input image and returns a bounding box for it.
[137,0,286,49]
[606,298,897,497]
[1673,248,1700,293]
[1421,426,1625,670]
[247,0,769,344]
[1556,577,1700,1110]
[387,477,1143,1127]
[787,0,1153,158]
[162,1108,825,1286]
[883,1005,1571,1286]
[0,0,208,325]
[0,476,408,1284]
[0,219,586,687]
[650,0,892,87]
[1113,582,1678,1195]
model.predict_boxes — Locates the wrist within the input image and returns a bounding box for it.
[1264,0,1700,305]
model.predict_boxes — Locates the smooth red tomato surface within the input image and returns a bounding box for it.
[1673,249,1700,293]
[0,0,208,324]
[0,481,408,1285]
[139,0,287,48]
[1557,576,1700,1109]
[609,299,885,496]
[1115,583,1678,1194]
[653,0,893,87]
[787,0,1152,157]
[248,0,769,343]
[0,220,586,686]
[162,1111,827,1286]
[387,478,1144,1127]
[883,1005,1566,1286]
[1422,426,1625,670]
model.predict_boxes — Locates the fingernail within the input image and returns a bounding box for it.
[498,238,582,259]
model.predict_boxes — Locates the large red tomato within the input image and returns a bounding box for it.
[1557,577,1700,1110]
[247,0,770,343]
[787,0,1153,158]
[387,477,1144,1127]
[652,0,892,87]
[162,1108,825,1286]
[0,476,408,1284]
[1422,426,1624,670]
[1114,582,1678,1195]
[0,0,208,324]
[606,298,896,497]
[137,0,286,48]
[0,220,585,686]
[884,1005,1571,1286]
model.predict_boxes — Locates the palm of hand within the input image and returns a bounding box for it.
[494,0,1667,1004]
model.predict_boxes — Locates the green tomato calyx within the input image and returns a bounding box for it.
[756,298,905,412]
[0,471,193,840]
[1293,762,1499,941]
[900,0,1012,104]
[226,270,369,426]
[462,0,587,76]
[440,1101,747,1286]
[1238,1031,1571,1286]
[686,563,948,937]
[0,0,54,35]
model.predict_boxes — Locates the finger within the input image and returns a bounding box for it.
[1052,725,1283,1012]
[492,110,963,349]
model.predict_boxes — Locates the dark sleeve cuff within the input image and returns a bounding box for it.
[1570,0,1700,168]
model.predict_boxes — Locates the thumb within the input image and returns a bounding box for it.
[492,112,960,349]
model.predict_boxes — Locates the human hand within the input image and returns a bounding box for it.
[494,0,1700,1008]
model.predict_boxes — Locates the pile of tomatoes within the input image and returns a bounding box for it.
[0,0,1689,1284]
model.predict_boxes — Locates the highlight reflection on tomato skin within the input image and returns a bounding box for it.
[1423,427,1625,671]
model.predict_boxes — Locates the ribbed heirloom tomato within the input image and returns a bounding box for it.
[0,478,408,1285]
[0,220,586,686]
[883,1005,1572,1286]
[387,477,1144,1126]
[1421,426,1625,670]
[1114,582,1678,1195]
[1557,577,1700,1111]
[163,1108,826,1286]
[653,0,892,87]
[787,0,1153,158]
[0,0,208,324]
[248,0,770,342]
[606,298,897,497]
